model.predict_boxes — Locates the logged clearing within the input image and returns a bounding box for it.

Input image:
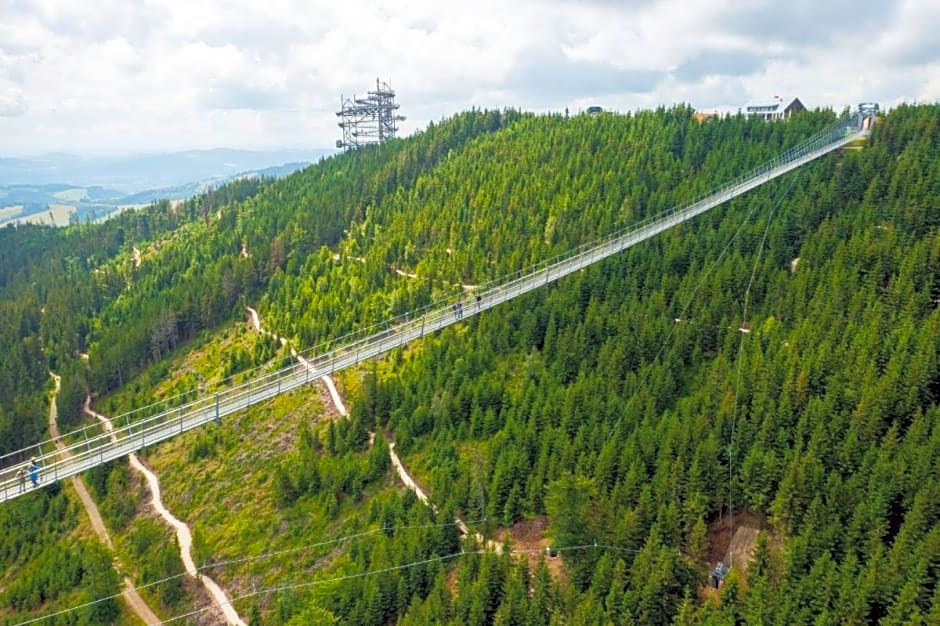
[700,511,770,601]
[706,510,765,574]
[496,517,565,583]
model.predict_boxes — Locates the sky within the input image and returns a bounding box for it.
[1,0,939,156]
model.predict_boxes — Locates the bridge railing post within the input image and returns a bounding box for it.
[0,119,852,497]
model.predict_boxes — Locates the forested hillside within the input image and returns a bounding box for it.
[0,184,266,625]
[2,104,939,625]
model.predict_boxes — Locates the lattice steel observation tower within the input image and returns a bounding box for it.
[336,78,405,149]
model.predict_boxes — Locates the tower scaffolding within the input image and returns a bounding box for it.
[336,78,405,149]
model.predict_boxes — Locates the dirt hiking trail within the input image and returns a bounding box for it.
[84,398,246,625]
[48,374,161,625]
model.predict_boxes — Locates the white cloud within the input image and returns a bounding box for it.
[0,84,26,116]
[0,0,937,155]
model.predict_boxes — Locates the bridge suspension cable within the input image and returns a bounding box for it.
[0,111,871,503]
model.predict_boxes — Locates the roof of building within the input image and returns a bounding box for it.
[746,103,782,112]
[746,97,803,113]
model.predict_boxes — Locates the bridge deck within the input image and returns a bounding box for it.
[0,115,870,503]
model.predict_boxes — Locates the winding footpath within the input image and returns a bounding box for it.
[48,374,161,625]
[385,441,489,547]
[386,442,432,510]
[246,307,490,548]
[391,266,478,292]
[84,399,247,626]
[246,306,346,417]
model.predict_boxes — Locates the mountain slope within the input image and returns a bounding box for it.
[2,104,940,625]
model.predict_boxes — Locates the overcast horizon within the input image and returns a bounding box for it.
[2,0,939,157]
[0,146,329,160]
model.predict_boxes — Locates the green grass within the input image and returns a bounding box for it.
[100,322,290,416]
[139,392,401,618]
[82,302,482,622]
[89,319,413,620]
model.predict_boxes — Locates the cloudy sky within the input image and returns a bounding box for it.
[1,0,938,156]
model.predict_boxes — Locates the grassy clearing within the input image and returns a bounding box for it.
[91,318,412,619]
[100,322,290,417]
[137,383,405,617]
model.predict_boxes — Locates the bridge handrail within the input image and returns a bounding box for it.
[0,112,868,501]
[9,116,854,467]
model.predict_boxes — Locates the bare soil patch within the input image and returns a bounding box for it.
[315,378,346,420]
[702,510,772,602]
[706,510,765,572]
[495,517,565,583]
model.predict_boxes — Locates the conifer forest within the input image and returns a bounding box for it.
[2,104,939,624]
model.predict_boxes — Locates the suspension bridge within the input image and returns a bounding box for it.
[0,109,875,503]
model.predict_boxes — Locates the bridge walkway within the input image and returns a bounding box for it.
[0,113,871,503]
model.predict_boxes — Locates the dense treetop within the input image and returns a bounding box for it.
[2,103,939,624]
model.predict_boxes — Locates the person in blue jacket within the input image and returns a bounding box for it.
[27,457,40,487]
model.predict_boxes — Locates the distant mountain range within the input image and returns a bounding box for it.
[0,148,331,191]
[0,148,331,227]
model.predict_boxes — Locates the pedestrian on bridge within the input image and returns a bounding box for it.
[27,458,39,487]
[17,466,26,492]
